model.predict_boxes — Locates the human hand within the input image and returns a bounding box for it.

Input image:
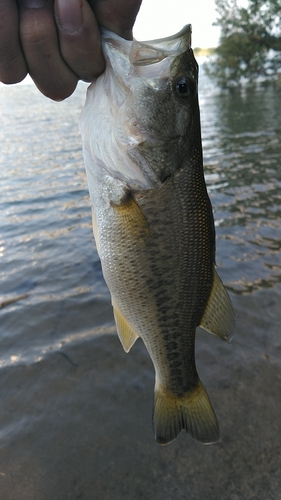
[0,0,142,100]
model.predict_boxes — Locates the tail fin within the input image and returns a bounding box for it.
[153,380,219,445]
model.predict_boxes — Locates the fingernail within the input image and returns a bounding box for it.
[21,0,48,7]
[55,0,83,33]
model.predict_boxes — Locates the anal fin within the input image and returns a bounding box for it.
[200,266,235,343]
[112,302,139,353]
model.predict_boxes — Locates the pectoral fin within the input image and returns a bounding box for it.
[110,192,151,239]
[112,302,139,353]
[200,267,235,343]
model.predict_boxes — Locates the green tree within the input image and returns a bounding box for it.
[205,0,281,88]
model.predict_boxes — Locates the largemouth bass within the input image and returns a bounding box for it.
[80,25,235,445]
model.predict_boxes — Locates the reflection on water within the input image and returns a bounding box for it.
[0,67,281,365]
[0,83,113,366]
[200,72,281,293]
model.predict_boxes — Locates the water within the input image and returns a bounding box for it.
[199,77,281,294]
[1,68,281,366]
[0,64,281,499]
[0,82,114,367]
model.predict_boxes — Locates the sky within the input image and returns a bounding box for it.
[0,0,221,88]
[1,0,251,88]
[134,0,221,48]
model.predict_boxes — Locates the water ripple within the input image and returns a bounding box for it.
[1,71,281,366]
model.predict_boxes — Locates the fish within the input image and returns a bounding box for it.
[80,25,235,445]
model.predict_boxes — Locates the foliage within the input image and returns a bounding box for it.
[205,0,281,88]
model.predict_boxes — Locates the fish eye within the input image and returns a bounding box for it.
[175,76,191,96]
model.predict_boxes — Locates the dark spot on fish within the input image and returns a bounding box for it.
[166,341,178,350]
[167,351,180,361]
[170,364,182,375]
[170,374,184,392]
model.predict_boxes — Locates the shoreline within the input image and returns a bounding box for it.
[0,286,280,499]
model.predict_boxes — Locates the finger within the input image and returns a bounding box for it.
[89,0,142,40]
[54,0,105,82]
[0,0,27,83]
[19,0,78,100]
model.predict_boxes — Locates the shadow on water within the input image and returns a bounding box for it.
[199,76,281,294]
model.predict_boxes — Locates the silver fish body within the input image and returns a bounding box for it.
[80,26,235,445]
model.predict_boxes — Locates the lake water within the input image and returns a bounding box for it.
[0,79,113,368]
[0,63,281,499]
[1,66,280,367]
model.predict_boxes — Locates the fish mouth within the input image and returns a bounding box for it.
[130,25,192,67]
[138,24,192,46]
